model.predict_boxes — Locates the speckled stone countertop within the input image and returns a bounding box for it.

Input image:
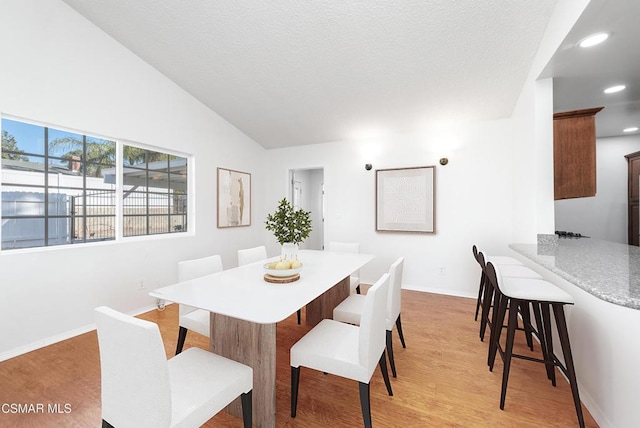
[509,239,640,310]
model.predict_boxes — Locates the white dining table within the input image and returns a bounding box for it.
[149,249,374,428]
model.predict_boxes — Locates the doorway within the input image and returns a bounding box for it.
[289,168,324,250]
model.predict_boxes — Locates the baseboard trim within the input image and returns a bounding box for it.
[0,303,164,362]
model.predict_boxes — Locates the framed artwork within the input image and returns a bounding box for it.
[217,167,251,228]
[376,166,435,233]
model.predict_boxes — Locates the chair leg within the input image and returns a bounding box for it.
[541,304,557,386]
[553,304,586,428]
[520,302,534,351]
[291,366,300,417]
[488,290,507,370]
[479,275,495,341]
[378,350,393,396]
[500,298,520,410]
[395,314,406,348]
[175,326,188,355]
[241,390,252,428]
[356,284,361,294]
[532,302,554,382]
[474,272,485,321]
[297,309,301,325]
[358,382,372,428]
[386,329,397,378]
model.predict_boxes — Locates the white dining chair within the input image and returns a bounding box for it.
[94,306,253,428]
[237,245,267,267]
[326,241,361,294]
[290,273,392,428]
[333,257,406,377]
[175,254,224,355]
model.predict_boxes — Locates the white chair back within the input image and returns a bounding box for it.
[387,257,405,329]
[178,255,223,316]
[238,246,267,266]
[95,306,171,428]
[358,273,390,370]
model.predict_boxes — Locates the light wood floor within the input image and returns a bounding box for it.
[0,290,598,427]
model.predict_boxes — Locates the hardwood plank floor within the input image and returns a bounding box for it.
[0,290,598,427]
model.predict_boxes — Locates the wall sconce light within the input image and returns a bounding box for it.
[365,163,373,171]
[439,158,449,166]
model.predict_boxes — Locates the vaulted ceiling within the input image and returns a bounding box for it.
[61,0,558,149]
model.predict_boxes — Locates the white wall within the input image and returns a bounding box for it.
[555,134,640,243]
[266,122,516,297]
[0,0,268,359]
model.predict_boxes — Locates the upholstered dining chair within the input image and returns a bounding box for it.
[95,306,253,428]
[326,241,361,294]
[175,254,224,355]
[333,257,406,377]
[237,245,267,267]
[290,273,393,428]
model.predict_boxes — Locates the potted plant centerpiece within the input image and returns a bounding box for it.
[265,198,312,261]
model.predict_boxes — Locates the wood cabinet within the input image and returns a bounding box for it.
[625,151,640,246]
[553,107,603,200]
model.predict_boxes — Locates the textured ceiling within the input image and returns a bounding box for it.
[60,0,558,149]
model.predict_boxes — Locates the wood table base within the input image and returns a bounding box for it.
[209,275,348,427]
[306,275,350,326]
[210,314,276,428]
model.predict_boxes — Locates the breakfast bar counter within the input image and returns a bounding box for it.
[506,237,640,428]
[509,238,640,310]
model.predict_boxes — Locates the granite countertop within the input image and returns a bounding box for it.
[509,238,640,310]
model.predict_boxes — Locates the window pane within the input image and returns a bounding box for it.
[1,118,45,157]
[148,215,169,234]
[122,145,188,238]
[123,215,147,237]
[2,157,46,186]
[85,216,115,241]
[86,137,116,165]
[1,218,45,250]
[48,128,83,160]
[47,216,71,246]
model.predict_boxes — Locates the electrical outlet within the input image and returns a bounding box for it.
[137,279,145,290]
[438,266,446,276]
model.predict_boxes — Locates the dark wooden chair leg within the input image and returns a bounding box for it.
[386,329,397,378]
[500,298,520,410]
[175,326,188,355]
[553,304,586,428]
[291,366,300,417]
[541,304,557,386]
[479,274,495,341]
[520,302,534,351]
[474,271,485,321]
[395,314,406,348]
[241,390,252,428]
[358,382,372,428]
[356,284,361,294]
[378,350,393,396]
[488,290,507,370]
[532,302,554,382]
[297,309,301,325]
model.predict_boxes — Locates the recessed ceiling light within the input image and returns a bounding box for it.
[578,32,609,48]
[623,127,639,133]
[604,85,626,94]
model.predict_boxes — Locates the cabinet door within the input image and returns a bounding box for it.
[553,107,603,200]
[626,152,640,246]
